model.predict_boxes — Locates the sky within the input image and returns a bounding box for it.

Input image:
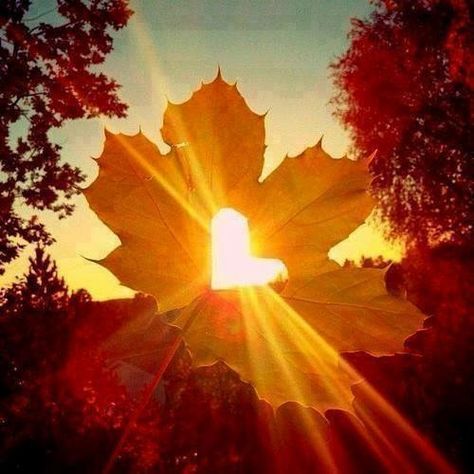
[1,0,401,300]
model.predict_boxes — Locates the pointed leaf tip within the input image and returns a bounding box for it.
[362,149,377,166]
[164,95,178,108]
[80,254,102,264]
[103,127,115,138]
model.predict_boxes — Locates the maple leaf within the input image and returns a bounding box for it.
[85,72,424,411]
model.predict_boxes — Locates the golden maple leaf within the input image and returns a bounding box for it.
[85,73,424,411]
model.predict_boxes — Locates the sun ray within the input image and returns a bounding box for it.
[259,287,356,408]
[129,14,220,215]
[266,291,369,404]
[254,287,454,473]
[123,13,220,217]
[81,21,455,469]
[97,127,208,232]
[241,287,338,472]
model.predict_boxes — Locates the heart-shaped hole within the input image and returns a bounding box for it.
[211,208,288,290]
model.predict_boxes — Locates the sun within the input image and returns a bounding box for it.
[211,208,288,290]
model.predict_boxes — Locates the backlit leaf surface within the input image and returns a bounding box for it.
[85,73,424,410]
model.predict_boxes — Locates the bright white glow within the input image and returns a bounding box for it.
[211,208,287,290]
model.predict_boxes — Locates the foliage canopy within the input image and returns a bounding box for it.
[331,0,473,249]
[0,0,132,272]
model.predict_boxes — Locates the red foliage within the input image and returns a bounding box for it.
[333,4,473,467]
[0,0,132,271]
[2,250,471,472]
[0,249,161,473]
[331,0,473,248]
[345,244,474,471]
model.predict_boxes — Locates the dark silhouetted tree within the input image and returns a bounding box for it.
[331,0,473,250]
[333,2,474,470]
[0,250,163,473]
[332,4,474,471]
[0,0,133,273]
[0,246,86,394]
[1,246,69,314]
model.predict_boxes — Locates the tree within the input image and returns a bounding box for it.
[0,246,87,390]
[0,0,132,273]
[0,250,159,473]
[1,246,69,314]
[331,0,473,250]
[332,4,474,468]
